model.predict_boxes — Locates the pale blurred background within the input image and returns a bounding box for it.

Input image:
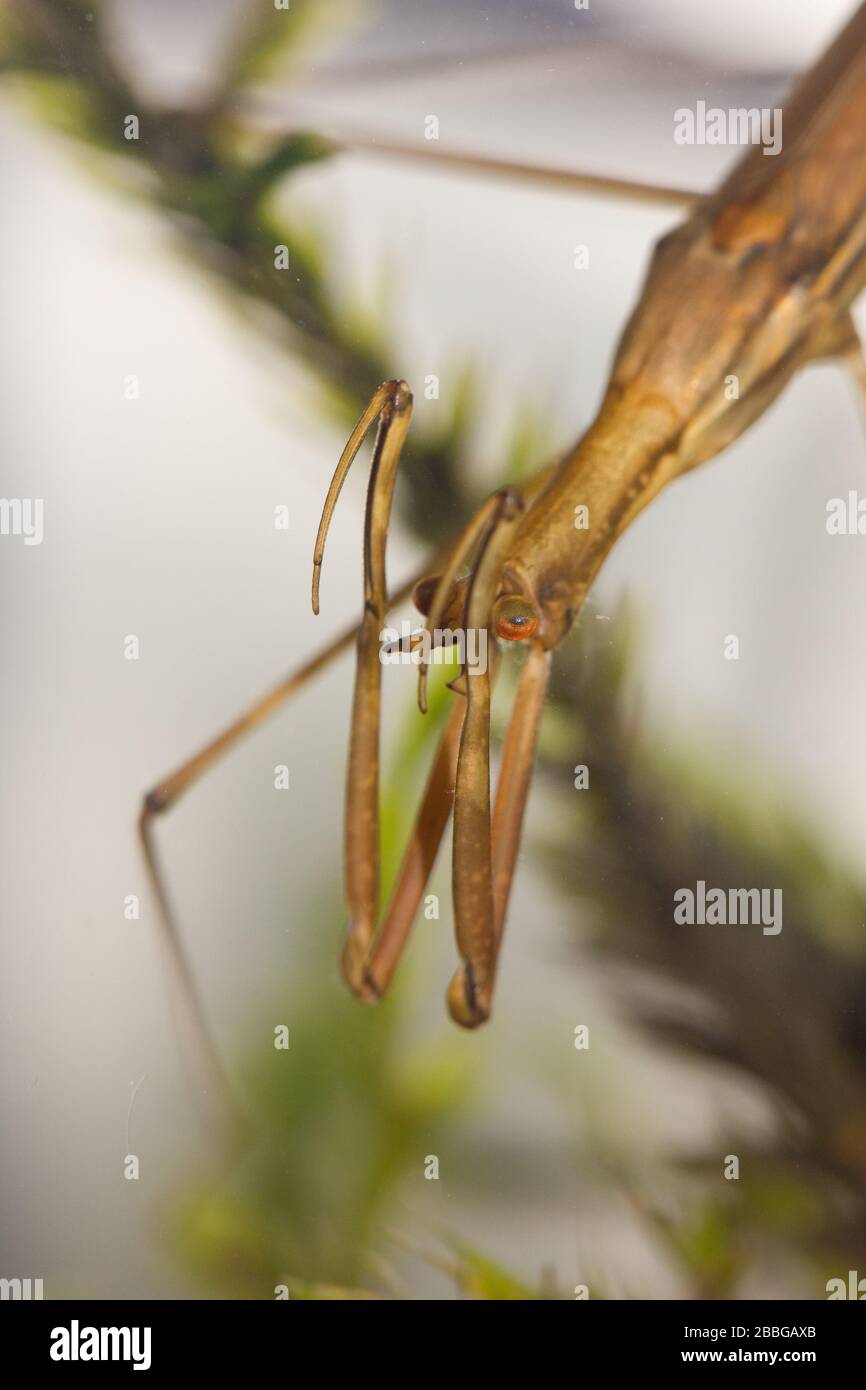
[2,0,866,1299]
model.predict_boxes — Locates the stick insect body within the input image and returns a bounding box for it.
[142,3,866,1117]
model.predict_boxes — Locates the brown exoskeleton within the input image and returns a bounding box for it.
[141,2,866,1122]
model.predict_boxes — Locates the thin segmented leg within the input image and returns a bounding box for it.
[313,380,419,989]
[314,385,555,1025]
[360,695,466,1001]
[353,602,550,1026]
[491,639,552,941]
[136,151,710,1114]
[419,492,551,1027]
[319,129,702,209]
[140,547,442,1136]
[142,382,560,1122]
[313,382,497,999]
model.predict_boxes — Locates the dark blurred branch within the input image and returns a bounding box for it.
[3,0,473,537]
[538,606,866,1275]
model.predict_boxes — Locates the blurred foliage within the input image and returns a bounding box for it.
[1,0,475,534]
[169,660,542,1299]
[7,0,866,1300]
[167,606,866,1299]
[539,608,866,1294]
[174,970,475,1297]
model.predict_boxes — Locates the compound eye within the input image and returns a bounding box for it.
[493,595,538,642]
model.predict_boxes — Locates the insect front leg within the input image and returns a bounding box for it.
[315,382,476,1000]
[317,394,562,1022]
[419,489,536,1027]
[359,697,465,1001]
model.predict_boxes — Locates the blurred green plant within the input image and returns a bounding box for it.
[169,658,543,1299]
[538,606,866,1294]
[165,606,866,1298]
[8,0,866,1300]
[2,0,479,535]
